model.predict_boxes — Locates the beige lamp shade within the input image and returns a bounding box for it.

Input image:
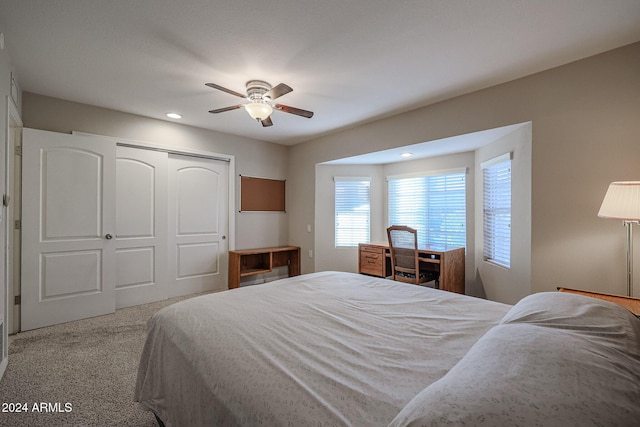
[598,181,640,220]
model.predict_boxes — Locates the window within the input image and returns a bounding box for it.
[387,170,466,248]
[334,177,371,247]
[482,153,512,268]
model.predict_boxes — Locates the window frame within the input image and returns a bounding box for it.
[386,168,467,249]
[334,176,371,247]
[481,153,512,269]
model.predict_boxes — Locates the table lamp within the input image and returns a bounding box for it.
[598,181,640,297]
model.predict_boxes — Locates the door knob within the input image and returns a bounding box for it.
[105,234,113,240]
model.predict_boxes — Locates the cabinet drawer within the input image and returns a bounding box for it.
[360,251,384,276]
[360,245,382,254]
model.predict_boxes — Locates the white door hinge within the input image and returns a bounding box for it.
[14,219,21,230]
[15,145,22,156]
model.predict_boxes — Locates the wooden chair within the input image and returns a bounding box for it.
[387,225,431,285]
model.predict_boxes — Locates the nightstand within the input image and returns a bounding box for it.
[558,287,640,316]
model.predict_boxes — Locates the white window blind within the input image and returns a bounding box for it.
[482,153,512,268]
[388,170,466,248]
[334,177,371,247]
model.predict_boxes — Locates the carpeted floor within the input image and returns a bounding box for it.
[0,292,211,426]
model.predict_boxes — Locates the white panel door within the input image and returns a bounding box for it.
[168,154,228,297]
[115,146,168,309]
[21,128,116,331]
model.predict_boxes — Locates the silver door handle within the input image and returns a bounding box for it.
[105,234,113,240]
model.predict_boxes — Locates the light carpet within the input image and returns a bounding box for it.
[0,293,211,426]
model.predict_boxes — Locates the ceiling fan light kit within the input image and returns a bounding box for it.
[244,102,273,121]
[206,80,314,127]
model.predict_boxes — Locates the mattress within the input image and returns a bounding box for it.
[134,271,511,426]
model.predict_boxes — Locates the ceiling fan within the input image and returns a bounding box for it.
[205,80,314,127]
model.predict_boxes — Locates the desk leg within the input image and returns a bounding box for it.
[441,249,465,294]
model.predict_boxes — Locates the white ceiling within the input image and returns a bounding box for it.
[0,0,639,146]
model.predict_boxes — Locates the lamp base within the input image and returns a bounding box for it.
[624,220,639,297]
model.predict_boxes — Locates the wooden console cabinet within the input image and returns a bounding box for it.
[228,246,301,289]
[558,287,640,316]
[358,243,466,294]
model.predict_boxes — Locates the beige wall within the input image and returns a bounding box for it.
[475,124,532,304]
[16,41,640,299]
[22,93,290,251]
[290,42,640,298]
[314,129,531,303]
[314,164,384,273]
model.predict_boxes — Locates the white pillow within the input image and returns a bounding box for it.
[389,292,640,427]
[500,291,639,327]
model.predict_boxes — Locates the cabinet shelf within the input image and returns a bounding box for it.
[240,267,271,277]
[418,257,441,264]
[229,246,301,289]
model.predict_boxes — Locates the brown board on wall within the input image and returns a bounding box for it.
[240,175,286,212]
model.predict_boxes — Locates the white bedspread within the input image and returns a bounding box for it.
[390,292,640,426]
[135,271,510,426]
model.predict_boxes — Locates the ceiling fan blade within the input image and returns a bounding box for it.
[260,116,274,127]
[264,83,293,100]
[208,105,243,114]
[205,83,247,99]
[274,104,314,118]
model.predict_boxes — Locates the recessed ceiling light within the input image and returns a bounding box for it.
[401,152,413,158]
[166,112,182,119]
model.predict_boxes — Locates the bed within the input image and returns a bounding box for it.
[134,271,640,426]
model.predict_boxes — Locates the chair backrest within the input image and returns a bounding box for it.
[387,225,421,283]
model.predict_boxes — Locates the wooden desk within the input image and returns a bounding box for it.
[558,287,640,316]
[228,246,301,289]
[359,242,465,294]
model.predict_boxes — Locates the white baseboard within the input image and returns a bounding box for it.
[0,356,7,382]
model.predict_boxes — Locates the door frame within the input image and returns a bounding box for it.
[6,97,22,336]
[1,97,22,377]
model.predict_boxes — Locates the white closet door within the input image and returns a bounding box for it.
[115,146,168,308]
[168,154,228,297]
[21,129,116,331]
